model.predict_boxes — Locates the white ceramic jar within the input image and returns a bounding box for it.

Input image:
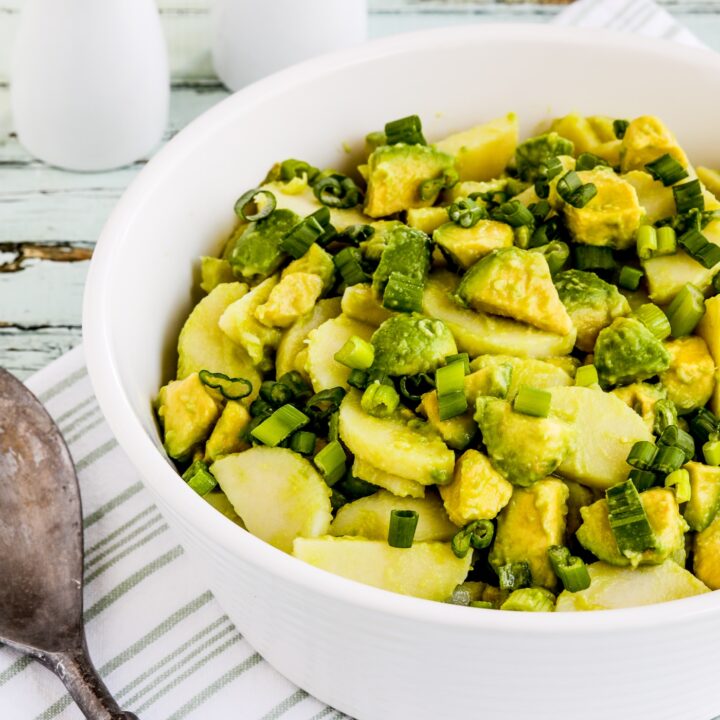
[11,0,169,172]
[212,0,368,91]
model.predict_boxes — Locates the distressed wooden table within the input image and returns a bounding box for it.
[1,0,719,378]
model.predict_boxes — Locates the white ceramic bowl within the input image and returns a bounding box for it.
[84,25,720,720]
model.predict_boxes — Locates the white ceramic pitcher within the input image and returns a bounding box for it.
[212,0,368,91]
[11,0,170,171]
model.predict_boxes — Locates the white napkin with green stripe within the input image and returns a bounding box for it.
[0,1,704,718]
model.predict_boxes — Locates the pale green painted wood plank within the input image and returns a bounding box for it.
[0,326,82,379]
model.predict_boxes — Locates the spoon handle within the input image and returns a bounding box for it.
[41,642,138,720]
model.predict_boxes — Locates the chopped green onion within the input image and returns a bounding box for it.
[629,468,657,492]
[451,520,495,558]
[448,197,486,228]
[634,303,672,340]
[513,385,551,418]
[290,430,316,456]
[277,371,312,401]
[547,545,591,592]
[436,360,469,420]
[673,178,705,214]
[251,404,309,446]
[627,440,658,470]
[347,369,369,390]
[281,213,326,258]
[260,380,294,408]
[365,130,386,151]
[334,335,375,370]
[327,411,340,442]
[335,473,377,501]
[534,157,564,198]
[514,226,531,248]
[613,119,630,139]
[573,245,615,272]
[557,170,598,208]
[497,562,532,591]
[665,468,691,503]
[445,353,470,375]
[336,224,375,246]
[575,152,610,172]
[419,169,458,200]
[531,240,570,275]
[606,480,656,555]
[575,365,599,387]
[500,588,555,612]
[644,153,689,186]
[313,173,362,209]
[636,225,658,259]
[678,228,720,268]
[361,381,400,418]
[652,445,686,474]
[656,226,678,255]
[249,397,274,419]
[398,373,435,405]
[199,370,253,400]
[385,115,426,146]
[528,200,551,224]
[388,509,420,548]
[330,488,348,512]
[713,272,720,294]
[280,159,319,183]
[234,188,276,222]
[314,440,347,487]
[305,387,346,421]
[653,399,677,435]
[382,272,424,313]
[666,283,706,337]
[703,439,720,466]
[182,460,217,496]
[470,601,494,610]
[690,408,720,445]
[490,199,535,228]
[333,247,369,286]
[658,425,695,463]
[618,266,644,290]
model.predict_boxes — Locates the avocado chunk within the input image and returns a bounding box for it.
[275,297,342,380]
[470,354,573,401]
[364,143,455,217]
[228,208,299,282]
[474,397,574,487]
[696,295,720,414]
[693,514,720,589]
[406,206,453,235]
[352,457,425,499]
[622,170,675,224]
[564,479,597,537]
[293,536,472,602]
[439,449,513,526]
[218,276,283,368]
[371,313,457,376]
[305,314,375,392]
[341,284,395,327]
[489,478,569,589]
[330,490,457,541]
[659,337,715,415]
[435,113,518,182]
[177,282,261,400]
[550,113,617,156]
[282,243,335,293]
[684,461,720,532]
[372,224,431,294]
[576,488,688,567]
[156,372,220,461]
[212,447,332,553]
[457,247,574,336]
[419,390,476,451]
[620,115,689,173]
[200,257,235,293]
[561,169,642,250]
[514,131,574,182]
[554,269,631,352]
[556,560,709,611]
[611,382,673,434]
[255,272,324,328]
[339,391,455,486]
[204,401,251,461]
[463,363,514,404]
[594,317,671,387]
[423,272,577,358]
[549,386,653,490]
[433,220,513,269]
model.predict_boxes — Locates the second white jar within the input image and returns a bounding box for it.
[212,0,368,91]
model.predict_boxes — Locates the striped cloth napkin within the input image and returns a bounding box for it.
[0,1,705,718]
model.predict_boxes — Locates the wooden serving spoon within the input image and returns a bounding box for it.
[0,368,138,719]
